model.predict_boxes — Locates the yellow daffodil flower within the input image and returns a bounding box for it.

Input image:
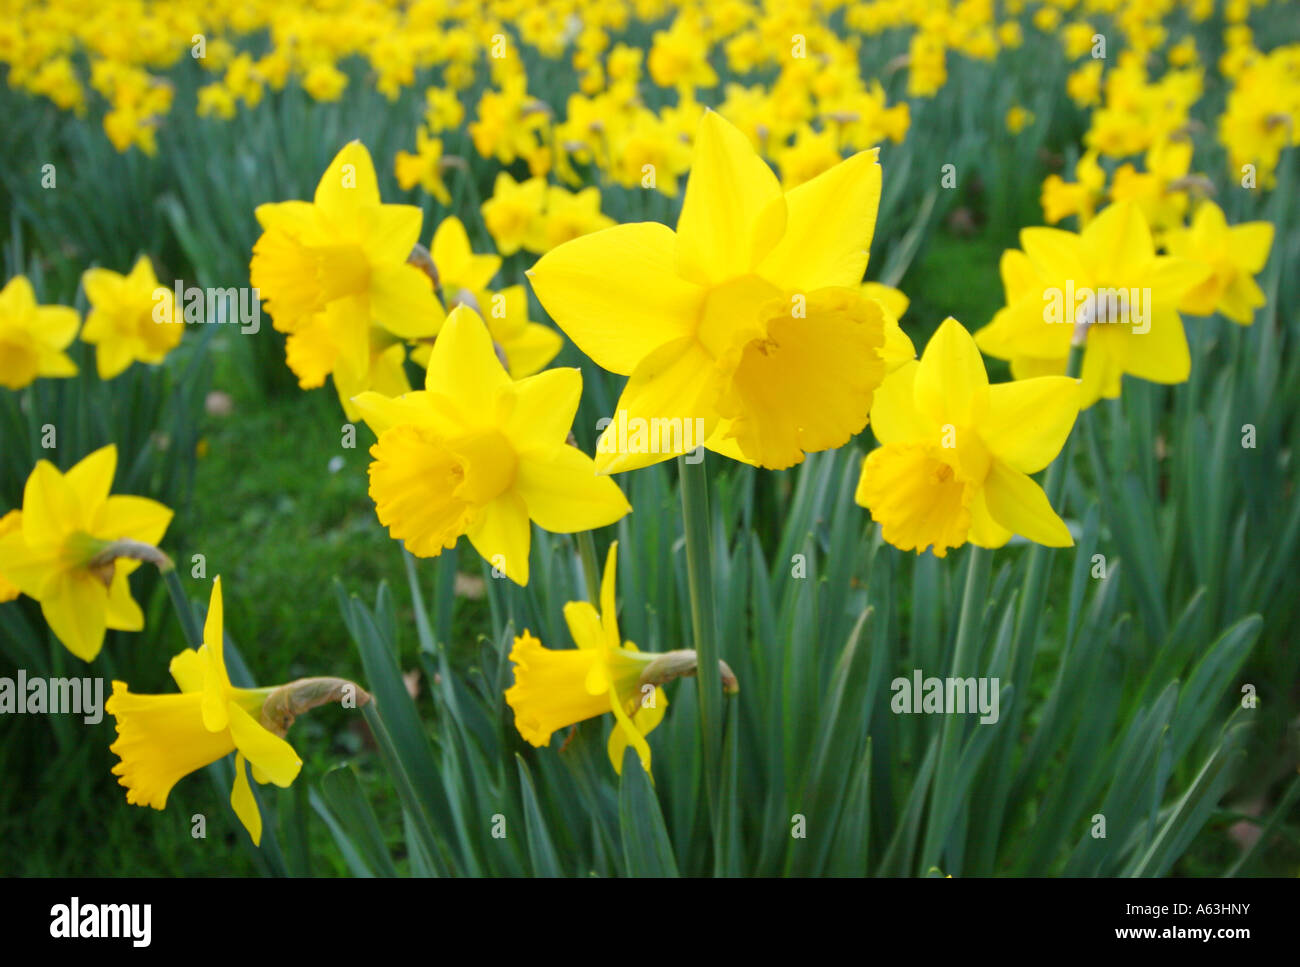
[856,318,1079,557]
[394,128,454,205]
[106,577,342,845]
[0,445,172,660]
[353,305,630,585]
[528,109,886,472]
[975,202,1208,407]
[480,171,547,256]
[80,256,182,380]
[0,275,79,389]
[1164,201,1274,324]
[250,141,444,404]
[507,542,671,774]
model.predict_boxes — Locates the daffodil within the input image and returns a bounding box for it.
[1006,105,1035,134]
[480,172,547,256]
[249,141,443,402]
[507,541,735,774]
[855,318,1080,557]
[353,305,630,585]
[0,445,172,660]
[0,275,79,389]
[1164,200,1274,324]
[974,201,1208,407]
[106,577,365,845]
[528,109,886,472]
[393,128,454,205]
[80,256,182,380]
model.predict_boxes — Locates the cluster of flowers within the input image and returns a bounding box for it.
[2,96,1276,843]
[6,2,1298,189]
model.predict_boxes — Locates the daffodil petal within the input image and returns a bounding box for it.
[230,752,263,846]
[527,222,703,374]
[227,701,302,788]
[758,148,881,290]
[675,110,786,286]
[982,376,1079,474]
[984,462,1072,547]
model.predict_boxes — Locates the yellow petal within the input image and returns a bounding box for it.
[105,566,144,631]
[106,684,235,809]
[168,649,206,693]
[201,578,229,732]
[714,287,884,469]
[465,490,532,585]
[63,445,117,521]
[674,110,786,286]
[504,630,609,746]
[1229,221,1274,274]
[914,317,989,428]
[515,446,631,533]
[983,462,1072,547]
[314,140,380,216]
[230,752,263,846]
[981,376,1079,474]
[855,444,972,558]
[1122,307,1190,385]
[1083,201,1153,281]
[93,495,173,549]
[594,337,720,474]
[423,306,511,416]
[599,541,619,649]
[503,367,581,451]
[606,681,653,775]
[563,600,605,650]
[41,570,109,661]
[23,460,84,545]
[370,264,443,340]
[227,701,302,788]
[526,222,703,375]
[758,148,881,290]
[869,360,931,445]
[501,323,563,379]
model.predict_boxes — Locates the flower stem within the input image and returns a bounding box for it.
[678,454,722,819]
[163,568,204,649]
[982,339,1086,852]
[576,530,602,604]
[920,543,990,871]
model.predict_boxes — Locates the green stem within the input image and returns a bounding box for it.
[163,568,204,649]
[678,454,721,823]
[919,544,990,872]
[576,530,602,605]
[985,338,1086,854]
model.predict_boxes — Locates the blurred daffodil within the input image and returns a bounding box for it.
[0,276,79,389]
[975,202,1208,407]
[250,140,443,409]
[80,256,182,380]
[0,445,172,660]
[1165,200,1274,324]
